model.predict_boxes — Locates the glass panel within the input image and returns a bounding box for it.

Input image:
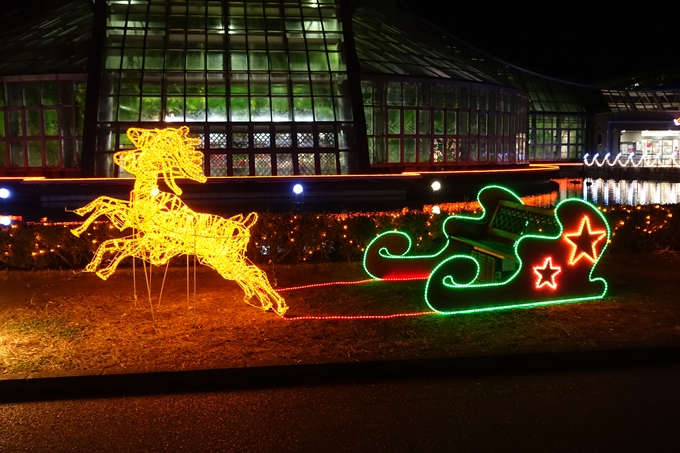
[470,140,478,162]
[209,127,228,148]
[276,153,293,175]
[250,98,271,121]
[8,111,22,137]
[28,141,42,167]
[269,52,288,70]
[45,140,59,167]
[293,97,313,121]
[419,110,430,135]
[165,97,184,121]
[298,153,315,174]
[272,98,291,121]
[186,97,206,121]
[433,111,444,135]
[62,138,79,168]
[26,110,41,136]
[318,128,335,148]
[7,84,23,107]
[232,127,249,148]
[10,141,23,167]
[419,138,430,163]
[404,138,415,163]
[210,154,228,176]
[372,137,385,164]
[403,110,415,135]
[446,111,456,135]
[253,129,271,148]
[459,139,468,162]
[43,110,59,136]
[145,49,164,69]
[233,154,249,176]
[433,138,443,162]
[388,138,400,163]
[141,97,162,121]
[230,97,249,121]
[207,97,227,121]
[334,97,352,121]
[230,52,248,70]
[388,109,400,134]
[314,97,334,121]
[446,139,456,162]
[387,82,401,106]
[458,112,468,135]
[207,52,223,70]
[61,107,75,136]
[254,154,272,176]
[320,153,336,174]
[24,83,41,106]
[297,131,314,148]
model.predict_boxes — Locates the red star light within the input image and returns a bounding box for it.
[564,216,607,265]
[533,257,561,289]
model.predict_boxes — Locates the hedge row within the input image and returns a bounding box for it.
[1,204,678,270]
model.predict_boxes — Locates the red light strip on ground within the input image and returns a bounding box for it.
[282,311,436,321]
[276,277,434,320]
[275,276,427,293]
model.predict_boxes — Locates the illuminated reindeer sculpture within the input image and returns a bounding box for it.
[71,126,288,316]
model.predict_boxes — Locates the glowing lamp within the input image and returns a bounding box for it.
[0,188,9,199]
[0,216,10,226]
[293,184,303,195]
[432,205,441,215]
[431,181,441,192]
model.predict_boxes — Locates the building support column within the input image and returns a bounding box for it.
[81,0,107,177]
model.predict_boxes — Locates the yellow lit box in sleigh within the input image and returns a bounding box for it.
[363,185,610,314]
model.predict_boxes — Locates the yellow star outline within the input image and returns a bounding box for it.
[564,216,607,265]
[533,257,561,289]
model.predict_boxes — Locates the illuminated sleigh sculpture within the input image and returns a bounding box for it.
[71,126,287,317]
[364,185,610,314]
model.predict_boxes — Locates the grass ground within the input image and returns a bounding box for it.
[1,252,679,375]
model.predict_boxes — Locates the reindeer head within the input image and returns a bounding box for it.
[114,126,207,195]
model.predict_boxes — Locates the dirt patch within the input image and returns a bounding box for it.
[1,252,680,375]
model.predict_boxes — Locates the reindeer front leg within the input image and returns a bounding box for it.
[71,197,130,237]
[85,236,141,280]
[229,263,288,316]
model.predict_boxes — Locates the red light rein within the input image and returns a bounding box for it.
[276,276,436,321]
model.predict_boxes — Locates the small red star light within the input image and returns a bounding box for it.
[564,216,607,265]
[533,257,561,289]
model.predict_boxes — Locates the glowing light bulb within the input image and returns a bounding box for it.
[293,184,303,195]
[432,205,441,215]
[0,188,9,199]
[431,181,441,192]
[0,216,10,226]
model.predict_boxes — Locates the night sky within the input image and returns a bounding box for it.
[403,1,675,86]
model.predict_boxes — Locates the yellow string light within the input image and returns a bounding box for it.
[70,126,287,316]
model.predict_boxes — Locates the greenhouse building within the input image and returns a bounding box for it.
[0,0,679,180]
